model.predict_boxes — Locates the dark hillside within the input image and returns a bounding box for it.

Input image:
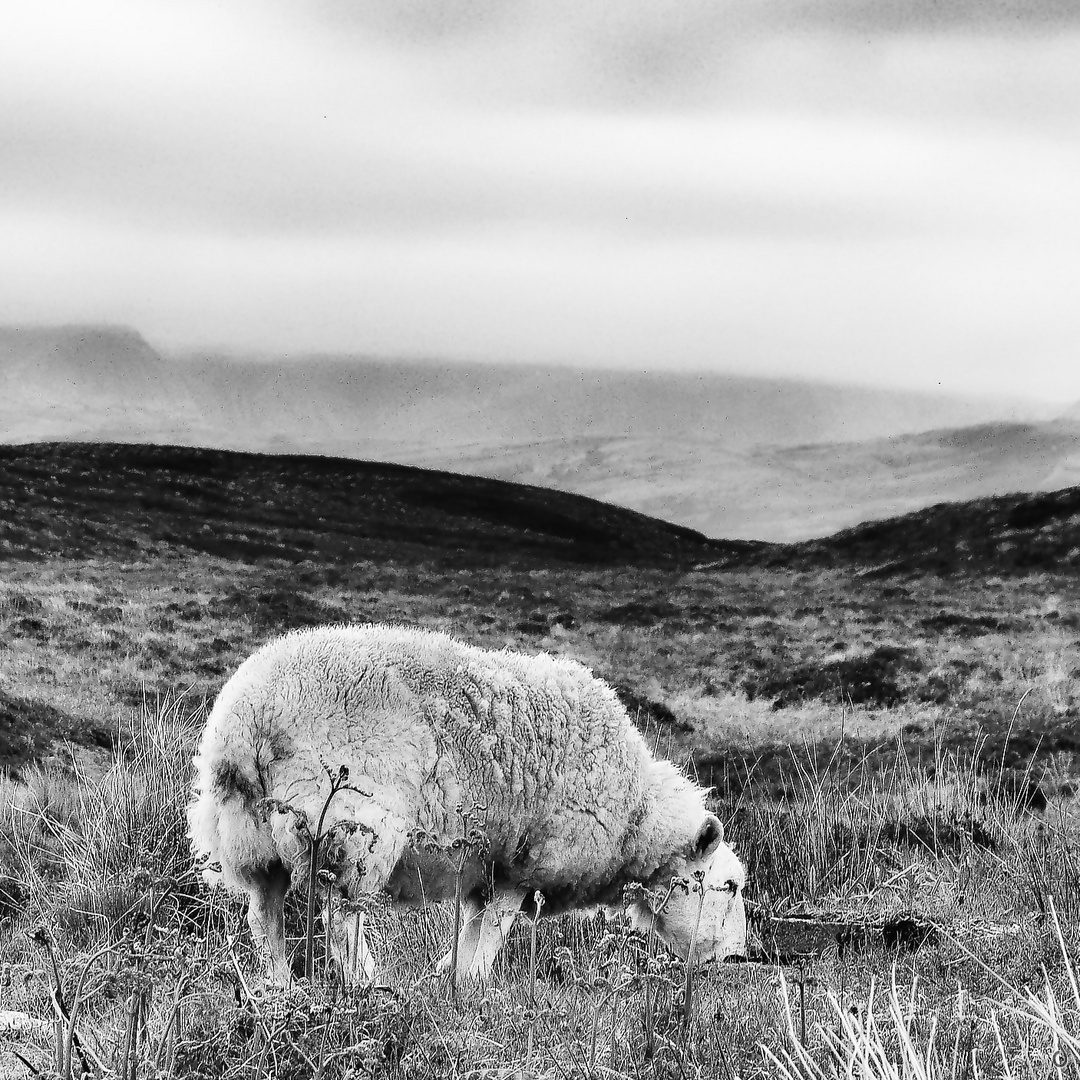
[770,484,1080,575]
[0,442,760,568]
[4,443,1077,575]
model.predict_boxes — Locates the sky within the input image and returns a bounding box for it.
[3,0,1080,403]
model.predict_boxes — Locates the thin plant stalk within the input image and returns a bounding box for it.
[305,771,347,982]
[529,890,545,1010]
[450,845,466,1007]
[61,941,116,1080]
[155,974,190,1077]
[682,874,706,1034]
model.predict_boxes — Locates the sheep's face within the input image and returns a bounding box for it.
[628,814,747,964]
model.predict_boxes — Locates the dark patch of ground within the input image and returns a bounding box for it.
[744,645,920,709]
[206,585,352,633]
[750,912,938,962]
[881,813,999,856]
[0,689,112,775]
[598,600,683,627]
[613,685,693,733]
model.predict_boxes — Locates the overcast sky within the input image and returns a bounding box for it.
[3,0,1080,403]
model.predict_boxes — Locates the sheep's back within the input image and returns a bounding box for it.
[199,625,654,900]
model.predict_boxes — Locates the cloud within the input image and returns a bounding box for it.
[305,0,1080,109]
[2,0,1080,402]
[787,0,1080,33]
[4,14,1076,245]
[6,199,1078,403]
[312,0,1080,44]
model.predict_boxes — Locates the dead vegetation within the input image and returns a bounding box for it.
[0,697,1076,1078]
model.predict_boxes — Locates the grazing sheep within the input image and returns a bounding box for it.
[187,625,746,984]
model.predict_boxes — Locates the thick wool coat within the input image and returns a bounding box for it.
[188,624,710,909]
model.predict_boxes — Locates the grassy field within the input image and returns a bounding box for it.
[1,446,1078,1077]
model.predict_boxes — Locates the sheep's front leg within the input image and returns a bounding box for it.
[326,900,377,986]
[245,862,292,986]
[323,809,411,987]
[440,887,528,984]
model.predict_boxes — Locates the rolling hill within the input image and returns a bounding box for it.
[4,323,1074,542]
[0,442,755,568]
[772,483,1080,576]
[1,441,1078,577]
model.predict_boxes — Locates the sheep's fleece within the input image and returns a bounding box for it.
[188,625,747,983]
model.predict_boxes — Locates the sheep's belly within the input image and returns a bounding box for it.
[384,846,493,907]
[382,846,618,914]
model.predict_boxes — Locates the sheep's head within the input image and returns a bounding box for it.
[626,814,747,964]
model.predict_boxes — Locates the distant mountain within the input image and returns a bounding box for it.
[0,324,202,443]
[2,323,1071,541]
[708,420,1080,541]
[0,325,163,391]
[165,352,1033,453]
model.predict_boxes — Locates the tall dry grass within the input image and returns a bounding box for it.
[0,695,204,938]
[0,700,1077,1078]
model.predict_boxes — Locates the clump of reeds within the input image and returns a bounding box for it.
[764,899,1079,1079]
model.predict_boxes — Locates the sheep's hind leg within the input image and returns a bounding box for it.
[436,892,484,977]
[245,862,292,986]
[461,887,529,983]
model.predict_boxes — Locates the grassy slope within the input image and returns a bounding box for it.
[775,483,1080,574]
[0,442,1078,1077]
[0,442,752,567]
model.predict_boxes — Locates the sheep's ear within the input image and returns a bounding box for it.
[693,814,725,859]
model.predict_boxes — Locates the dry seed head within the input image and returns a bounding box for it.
[337,893,388,915]
[257,797,308,829]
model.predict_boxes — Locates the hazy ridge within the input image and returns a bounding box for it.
[2,324,1076,541]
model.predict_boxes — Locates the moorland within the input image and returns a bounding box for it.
[0,441,1078,1078]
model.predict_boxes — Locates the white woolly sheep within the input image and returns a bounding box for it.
[187,624,747,984]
